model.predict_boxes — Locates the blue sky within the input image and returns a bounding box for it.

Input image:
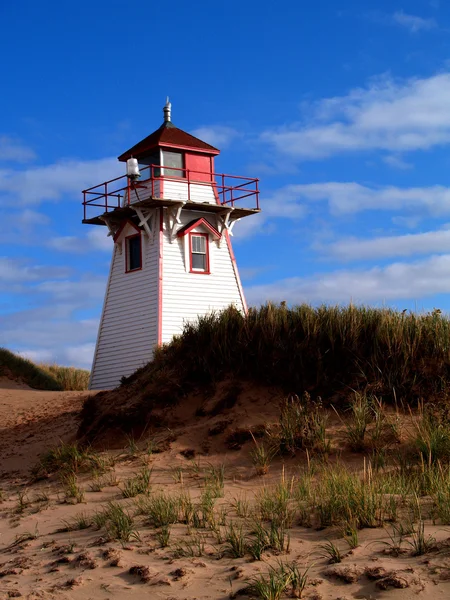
[2,0,450,368]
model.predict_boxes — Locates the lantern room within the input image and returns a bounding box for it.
[118,99,219,185]
[82,99,260,227]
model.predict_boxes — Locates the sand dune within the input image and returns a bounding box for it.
[0,382,450,599]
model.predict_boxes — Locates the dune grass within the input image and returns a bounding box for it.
[80,303,450,439]
[0,348,62,391]
[124,303,450,406]
[39,363,90,391]
[0,348,90,391]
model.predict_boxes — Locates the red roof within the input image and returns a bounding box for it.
[118,121,220,162]
[177,217,221,239]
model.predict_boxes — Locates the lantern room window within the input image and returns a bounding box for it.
[162,150,185,178]
[189,233,209,273]
[139,151,160,178]
[126,234,142,272]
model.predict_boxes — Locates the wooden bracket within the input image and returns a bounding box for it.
[131,207,155,242]
[167,202,186,241]
[216,207,240,244]
[99,216,122,254]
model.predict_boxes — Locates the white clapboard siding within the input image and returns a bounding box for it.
[127,180,161,205]
[163,180,216,204]
[160,211,245,344]
[90,221,159,390]
[126,178,215,204]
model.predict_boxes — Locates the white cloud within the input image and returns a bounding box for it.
[323,229,450,261]
[382,154,413,170]
[20,343,95,370]
[265,182,450,216]
[64,343,96,369]
[47,228,112,254]
[0,209,51,245]
[392,215,421,229]
[0,157,122,206]
[392,11,436,32]
[232,185,308,239]
[239,265,271,281]
[245,254,450,305]
[262,73,450,159]
[190,126,239,148]
[0,136,36,163]
[35,275,107,302]
[19,349,54,364]
[0,257,71,283]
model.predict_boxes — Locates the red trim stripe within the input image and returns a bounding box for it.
[113,218,140,242]
[177,217,221,239]
[157,208,164,345]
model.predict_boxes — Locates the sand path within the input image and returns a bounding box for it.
[0,378,90,477]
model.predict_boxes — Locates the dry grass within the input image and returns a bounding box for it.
[0,348,62,391]
[39,363,90,391]
[81,304,450,440]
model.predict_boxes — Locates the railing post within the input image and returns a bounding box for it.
[187,169,190,202]
[83,192,86,220]
[222,174,225,204]
[104,183,108,212]
[255,179,259,210]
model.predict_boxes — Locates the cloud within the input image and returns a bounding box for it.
[0,209,51,245]
[190,126,239,148]
[19,342,96,370]
[323,228,450,261]
[35,275,107,302]
[19,349,54,364]
[262,73,450,159]
[265,182,450,216]
[0,257,71,284]
[0,136,36,163]
[245,254,450,305]
[47,228,112,253]
[0,157,122,206]
[382,154,413,170]
[391,215,421,229]
[239,266,271,281]
[1,274,105,369]
[392,11,436,32]
[232,185,308,239]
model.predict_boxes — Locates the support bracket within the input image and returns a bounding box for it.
[167,202,186,241]
[216,207,240,242]
[99,216,122,254]
[131,206,155,242]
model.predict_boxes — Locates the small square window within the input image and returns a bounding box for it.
[139,151,161,178]
[190,233,209,273]
[126,234,142,272]
[162,150,185,178]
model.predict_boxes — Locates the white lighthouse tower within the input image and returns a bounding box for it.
[83,101,260,390]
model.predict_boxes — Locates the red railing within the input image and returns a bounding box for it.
[82,164,260,221]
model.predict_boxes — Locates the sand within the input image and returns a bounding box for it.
[0,381,450,599]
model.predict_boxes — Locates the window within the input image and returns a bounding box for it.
[162,150,185,178]
[190,233,209,273]
[139,151,160,178]
[126,234,142,272]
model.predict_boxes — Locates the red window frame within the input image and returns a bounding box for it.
[189,232,210,274]
[125,233,142,273]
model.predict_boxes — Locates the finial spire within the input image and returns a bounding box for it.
[163,97,172,123]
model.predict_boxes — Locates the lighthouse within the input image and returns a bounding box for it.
[83,101,260,390]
